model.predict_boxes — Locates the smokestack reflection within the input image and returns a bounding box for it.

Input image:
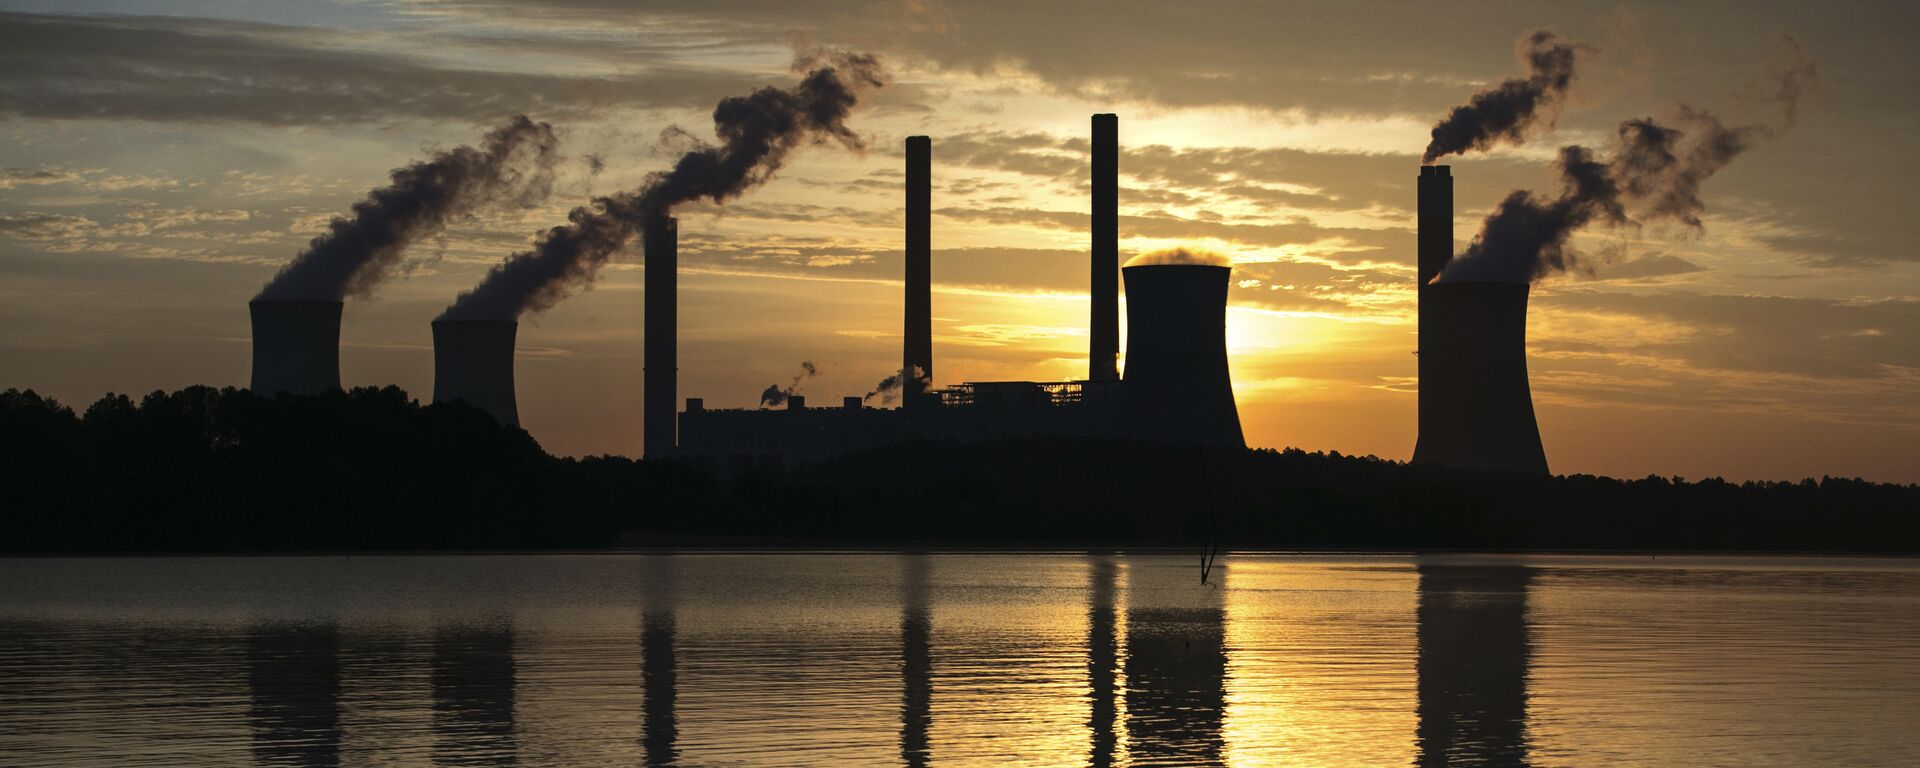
[642,555,679,767]
[1086,554,1119,768]
[1415,562,1534,767]
[246,622,342,767]
[432,621,517,766]
[1124,561,1227,765]
[900,554,932,767]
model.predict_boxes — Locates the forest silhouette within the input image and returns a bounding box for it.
[2,386,1915,553]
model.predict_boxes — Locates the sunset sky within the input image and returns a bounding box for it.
[2,1,1915,483]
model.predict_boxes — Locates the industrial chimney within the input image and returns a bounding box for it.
[1121,264,1244,447]
[431,319,519,425]
[1090,114,1119,382]
[643,213,677,458]
[904,135,932,409]
[248,299,342,396]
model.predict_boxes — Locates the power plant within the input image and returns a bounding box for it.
[249,299,343,396]
[675,116,1246,461]
[240,117,1552,473]
[1412,165,1550,474]
[432,319,520,426]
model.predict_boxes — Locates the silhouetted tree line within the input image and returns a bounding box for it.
[4,386,1916,553]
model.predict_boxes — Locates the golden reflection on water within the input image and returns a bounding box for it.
[1223,559,1419,767]
[2,554,1919,766]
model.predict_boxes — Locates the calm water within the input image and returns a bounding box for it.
[1,553,1917,767]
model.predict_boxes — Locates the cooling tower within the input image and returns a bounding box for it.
[1412,282,1549,474]
[248,299,342,396]
[644,213,678,458]
[904,135,932,409]
[1090,114,1120,382]
[1121,264,1244,447]
[431,319,519,426]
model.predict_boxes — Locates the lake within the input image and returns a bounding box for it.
[1,553,1917,766]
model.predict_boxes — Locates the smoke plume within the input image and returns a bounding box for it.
[1423,31,1583,164]
[1439,107,1778,284]
[864,365,929,405]
[439,52,886,321]
[760,361,819,408]
[1434,146,1626,283]
[255,116,560,302]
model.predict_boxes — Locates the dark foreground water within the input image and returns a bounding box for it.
[1,553,1917,767]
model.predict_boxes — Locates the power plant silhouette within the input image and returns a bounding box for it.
[431,320,519,426]
[245,117,1550,473]
[676,114,1244,460]
[1411,166,1550,474]
[248,299,342,396]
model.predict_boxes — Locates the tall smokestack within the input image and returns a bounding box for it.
[904,135,932,409]
[1412,282,1549,474]
[248,300,342,396]
[432,320,519,426]
[1121,262,1243,448]
[643,214,677,458]
[1416,165,1451,462]
[1090,113,1119,382]
[1418,166,1453,286]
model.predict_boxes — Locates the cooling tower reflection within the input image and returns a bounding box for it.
[431,620,517,766]
[246,622,342,767]
[1415,562,1534,767]
[1125,559,1228,765]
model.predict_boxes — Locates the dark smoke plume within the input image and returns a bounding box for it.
[1437,146,1626,283]
[1439,105,1781,283]
[1423,31,1583,164]
[439,52,886,321]
[759,361,819,408]
[255,116,560,301]
[864,365,929,405]
[1617,107,1759,229]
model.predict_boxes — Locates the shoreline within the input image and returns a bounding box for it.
[8,543,1920,559]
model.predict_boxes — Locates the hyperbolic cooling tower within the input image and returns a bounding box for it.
[248,299,342,396]
[432,319,519,425]
[1413,165,1550,474]
[1121,264,1244,447]
[644,213,678,458]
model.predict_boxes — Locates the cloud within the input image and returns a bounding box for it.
[0,167,84,189]
[397,0,1535,117]
[0,12,765,125]
[1536,291,1920,379]
[121,207,252,231]
[1573,251,1705,282]
[0,213,96,240]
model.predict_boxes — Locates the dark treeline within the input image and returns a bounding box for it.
[3,386,1916,553]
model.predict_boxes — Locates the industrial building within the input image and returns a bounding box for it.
[249,299,343,396]
[675,114,1246,462]
[244,120,1546,473]
[431,319,520,426]
[1411,165,1550,474]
